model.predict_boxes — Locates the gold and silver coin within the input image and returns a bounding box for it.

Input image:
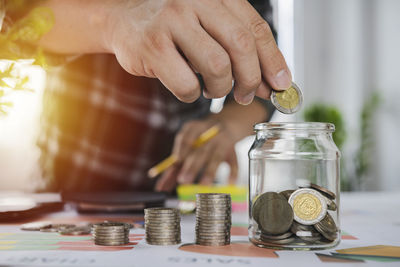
[271,82,303,114]
[92,222,130,246]
[195,193,231,246]
[144,207,181,245]
[288,188,327,225]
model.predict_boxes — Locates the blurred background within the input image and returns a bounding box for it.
[0,0,399,192]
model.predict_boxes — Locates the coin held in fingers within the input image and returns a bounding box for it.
[271,82,303,114]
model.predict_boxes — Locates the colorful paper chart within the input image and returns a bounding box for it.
[336,245,400,258]
[179,242,278,258]
[0,233,144,251]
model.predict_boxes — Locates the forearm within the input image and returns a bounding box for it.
[210,99,268,142]
[37,0,119,54]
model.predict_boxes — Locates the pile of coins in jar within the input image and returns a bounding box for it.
[251,183,338,247]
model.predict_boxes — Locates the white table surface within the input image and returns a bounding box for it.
[0,191,399,267]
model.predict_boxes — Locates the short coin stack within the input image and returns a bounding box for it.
[144,208,181,245]
[195,193,231,246]
[20,222,92,235]
[92,222,130,246]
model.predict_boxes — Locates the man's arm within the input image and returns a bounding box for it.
[155,99,268,191]
[33,0,291,105]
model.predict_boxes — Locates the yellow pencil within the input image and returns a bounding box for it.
[147,125,220,178]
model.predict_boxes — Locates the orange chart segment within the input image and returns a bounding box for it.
[179,242,278,258]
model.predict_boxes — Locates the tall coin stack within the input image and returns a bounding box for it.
[92,222,130,246]
[144,208,181,245]
[195,193,231,246]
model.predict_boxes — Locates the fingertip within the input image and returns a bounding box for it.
[273,69,292,90]
[234,90,255,105]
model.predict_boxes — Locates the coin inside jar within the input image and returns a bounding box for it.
[314,213,338,241]
[254,192,293,235]
[288,188,327,225]
[271,82,303,114]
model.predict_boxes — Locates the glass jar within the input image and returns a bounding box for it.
[248,122,341,250]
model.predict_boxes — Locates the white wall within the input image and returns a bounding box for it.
[290,0,400,190]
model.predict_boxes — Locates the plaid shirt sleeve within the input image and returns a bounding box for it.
[38,54,211,192]
[38,0,274,193]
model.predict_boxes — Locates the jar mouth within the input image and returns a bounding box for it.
[254,122,335,132]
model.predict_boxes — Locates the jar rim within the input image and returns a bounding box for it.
[254,122,335,132]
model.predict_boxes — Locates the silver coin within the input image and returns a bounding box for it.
[93,233,128,238]
[196,239,230,244]
[314,213,338,241]
[196,193,230,197]
[93,222,129,227]
[145,207,179,213]
[195,238,230,243]
[196,222,231,225]
[196,205,231,210]
[196,224,231,228]
[196,204,231,209]
[93,237,129,243]
[196,199,231,204]
[145,237,181,241]
[145,213,179,217]
[145,223,178,228]
[298,235,322,243]
[144,215,179,219]
[259,236,295,245]
[195,241,230,246]
[92,226,129,231]
[196,211,231,216]
[310,183,336,200]
[59,226,91,235]
[327,199,337,211]
[95,241,129,246]
[196,199,231,203]
[196,226,230,230]
[290,221,316,233]
[144,218,180,222]
[196,232,231,237]
[196,200,231,203]
[146,240,181,245]
[196,225,231,229]
[260,231,293,240]
[93,227,129,231]
[279,190,295,200]
[20,222,52,231]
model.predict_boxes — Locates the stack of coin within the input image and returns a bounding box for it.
[144,208,181,245]
[195,193,231,246]
[92,222,130,246]
[252,184,338,246]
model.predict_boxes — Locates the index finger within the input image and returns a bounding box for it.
[223,0,292,93]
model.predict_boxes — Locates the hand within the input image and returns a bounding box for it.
[155,119,238,192]
[107,0,292,104]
